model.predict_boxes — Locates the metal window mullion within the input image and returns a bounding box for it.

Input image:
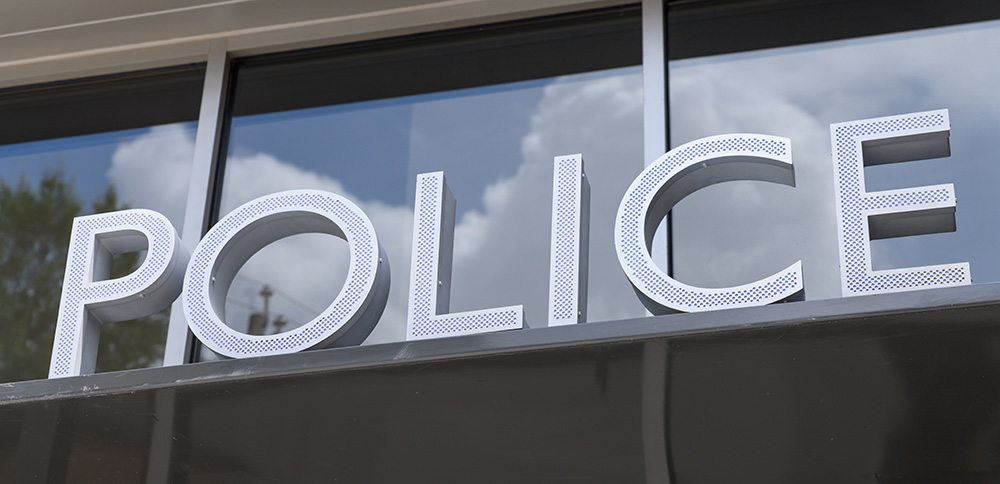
[163,38,231,366]
[643,0,667,162]
[642,0,672,277]
[640,4,671,484]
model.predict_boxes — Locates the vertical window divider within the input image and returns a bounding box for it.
[642,0,673,277]
[640,5,672,484]
[642,0,667,161]
[163,38,231,366]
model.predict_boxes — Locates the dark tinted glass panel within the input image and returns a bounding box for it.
[668,0,1000,61]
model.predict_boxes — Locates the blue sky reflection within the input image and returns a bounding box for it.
[215,66,647,346]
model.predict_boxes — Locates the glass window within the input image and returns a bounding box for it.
[668,5,1000,300]
[204,8,644,356]
[0,66,204,381]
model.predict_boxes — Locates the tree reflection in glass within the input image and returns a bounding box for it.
[0,124,196,381]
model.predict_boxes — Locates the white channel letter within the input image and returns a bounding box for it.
[406,172,522,340]
[548,154,590,326]
[49,209,187,378]
[831,109,970,296]
[615,134,803,314]
[183,190,389,358]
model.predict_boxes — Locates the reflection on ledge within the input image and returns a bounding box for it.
[2,289,1000,482]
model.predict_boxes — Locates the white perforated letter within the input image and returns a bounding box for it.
[49,209,187,378]
[183,190,389,358]
[406,172,522,340]
[831,109,970,296]
[548,154,590,326]
[615,134,803,314]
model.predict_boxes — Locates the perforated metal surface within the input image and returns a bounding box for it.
[831,109,971,296]
[184,190,387,358]
[406,172,522,340]
[615,134,803,313]
[548,155,589,326]
[50,209,184,378]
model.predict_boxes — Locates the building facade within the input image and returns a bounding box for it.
[2,0,1000,482]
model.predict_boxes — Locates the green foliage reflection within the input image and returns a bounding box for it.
[0,171,167,383]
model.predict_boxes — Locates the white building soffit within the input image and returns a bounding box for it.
[0,0,629,88]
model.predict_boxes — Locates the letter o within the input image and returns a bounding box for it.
[183,190,389,358]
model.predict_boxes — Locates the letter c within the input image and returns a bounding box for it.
[614,134,803,313]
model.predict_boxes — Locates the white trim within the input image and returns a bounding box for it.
[0,0,631,89]
[0,0,256,41]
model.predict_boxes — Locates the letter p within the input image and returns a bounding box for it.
[49,209,187,378]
